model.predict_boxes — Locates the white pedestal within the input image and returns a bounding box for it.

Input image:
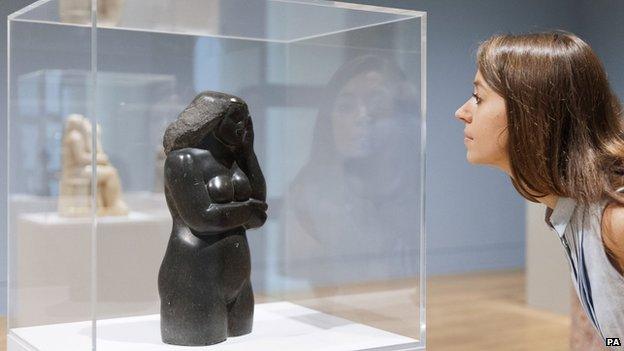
[13,210,171,327]
[8,302,418,351]
[525,201,572,315]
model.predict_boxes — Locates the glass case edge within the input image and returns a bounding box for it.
[286,15,418,44]
[331,1,426,17]
[271,0,426,18]
[90,0,98,349]
[418,12,428,349]
[7,0,54,21]
[5,14,11,332]
[7,331,39,351]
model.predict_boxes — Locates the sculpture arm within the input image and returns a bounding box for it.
[165,149,259,233]
[236,150,266,202]
[204,200,266,232]
[237,118,267,201]
[234,152,267,230]
[96,151,109,165]
[243,202,267,230]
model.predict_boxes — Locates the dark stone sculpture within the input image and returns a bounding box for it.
[158,91,267,346]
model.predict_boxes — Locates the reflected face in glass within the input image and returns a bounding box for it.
[216,111,249,147]
[331,70,394,158]
[455,70,509,169]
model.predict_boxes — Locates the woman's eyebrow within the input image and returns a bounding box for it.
[473,80,488,94]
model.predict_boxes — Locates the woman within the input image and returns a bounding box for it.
[282,55,420,287]
[159,91,267,346]
[455,31,624,344]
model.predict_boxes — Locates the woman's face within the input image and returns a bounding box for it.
[455,70,510,171]
[331,70,394,158]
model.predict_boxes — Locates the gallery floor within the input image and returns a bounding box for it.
[426,269,569,351]
[0,269,570,351]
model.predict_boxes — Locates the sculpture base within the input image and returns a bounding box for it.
[8,302,420,351]
[14,209,171,327]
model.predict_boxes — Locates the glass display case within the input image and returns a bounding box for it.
[7,0,426,349]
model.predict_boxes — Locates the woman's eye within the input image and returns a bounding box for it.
[334,99,358,114]
[472,93,481,104]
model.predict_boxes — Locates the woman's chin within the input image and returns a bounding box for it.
[466,152,484,165]
[467,154,501,170]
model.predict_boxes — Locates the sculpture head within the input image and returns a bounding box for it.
[214,97,250,148]
[163,91,250,154]
[65,114,104,152]
[65,114,92,152]
[65,114,87,134]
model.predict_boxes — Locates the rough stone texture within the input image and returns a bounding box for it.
[163,91,245,154]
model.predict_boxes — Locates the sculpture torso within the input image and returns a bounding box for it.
[158,92,266,346]
[164,146,257,233]
[163,146,255,298]
[202,154,252,204]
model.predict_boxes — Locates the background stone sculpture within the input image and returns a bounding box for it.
[59,0,125,26]
[158,91,267,346]
[58,114,129,217]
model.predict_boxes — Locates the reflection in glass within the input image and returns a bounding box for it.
[282,55,420,288]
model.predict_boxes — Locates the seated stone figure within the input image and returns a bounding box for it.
[59,0,124,26]
[58,114,129,217]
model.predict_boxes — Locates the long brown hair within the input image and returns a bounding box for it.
[477,31,624,207]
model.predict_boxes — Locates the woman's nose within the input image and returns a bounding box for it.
[455,99,473,123]
[356,104,372,124]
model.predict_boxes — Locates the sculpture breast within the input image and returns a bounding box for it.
[207,175,234,204]
[207,171,252,204]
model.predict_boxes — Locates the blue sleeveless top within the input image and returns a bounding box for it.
[545,194,624,348]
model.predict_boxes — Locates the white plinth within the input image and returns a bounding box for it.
[8,302,419,351]
[13,210,171,327]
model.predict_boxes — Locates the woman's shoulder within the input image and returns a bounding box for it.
[601,188,624,240]
[600,200,624,274]
[602,201,624,240]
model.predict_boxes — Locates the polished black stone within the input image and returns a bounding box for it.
[159,91,267,346]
